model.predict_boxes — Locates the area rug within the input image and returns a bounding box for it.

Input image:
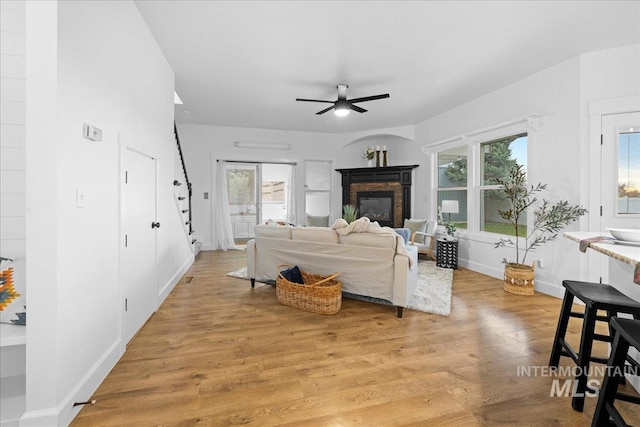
[226,260,453,316]
[406,261,453,316]
[227,266,252,280]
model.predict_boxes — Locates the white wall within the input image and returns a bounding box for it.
[414,45,639,297]
[23,1,192,425]
[0,1,27,425]
[338,134,419,169]
[0,0,26,260]
[177,124,346,249]
[578,44,640,222]
[580,44,640,104]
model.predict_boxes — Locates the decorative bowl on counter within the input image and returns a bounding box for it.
[606,228,640,243]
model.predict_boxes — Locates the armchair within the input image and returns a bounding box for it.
[408,219,437,260]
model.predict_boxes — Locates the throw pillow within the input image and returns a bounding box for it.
[393,227,410,244]
[280,265,304,284]
[0,257,26,325]
[404,219,427,244]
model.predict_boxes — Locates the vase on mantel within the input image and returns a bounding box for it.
[367,159,374,167]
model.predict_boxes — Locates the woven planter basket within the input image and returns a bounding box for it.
[276,265,342,314]
[503,262,536,296]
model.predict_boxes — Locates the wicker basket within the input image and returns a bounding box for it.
[503,262,536,296]
[276,264,342,314]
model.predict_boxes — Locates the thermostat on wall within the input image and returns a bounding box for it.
[83,123,103,141]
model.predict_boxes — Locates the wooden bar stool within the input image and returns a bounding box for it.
[591,317,640,427]
[548,280,640,412]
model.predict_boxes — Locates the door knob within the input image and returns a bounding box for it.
[151,222,161,229]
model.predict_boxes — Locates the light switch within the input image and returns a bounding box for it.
[76,186,86,208]
[204,192,209,199]
[83,123,102,141]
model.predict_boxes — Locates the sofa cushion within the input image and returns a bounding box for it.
[404,219,427,243]
[254,224,292,239]
[307,215,329,227]
[292,227,339,243]
[338,233,397,249]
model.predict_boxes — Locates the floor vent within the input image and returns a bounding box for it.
[184,276,194,284]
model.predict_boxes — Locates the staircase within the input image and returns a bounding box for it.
[173,123,200,256]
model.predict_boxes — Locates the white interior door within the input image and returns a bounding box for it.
[598,111,640,282]
[122,148,158,345]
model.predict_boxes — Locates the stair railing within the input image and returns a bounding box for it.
[174,122,193,237]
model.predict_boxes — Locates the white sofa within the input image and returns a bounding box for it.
[246,224,418,317]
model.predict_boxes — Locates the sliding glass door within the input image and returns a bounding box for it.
[225,162,293,242]
[226,163,258,241]
[261,163,290,224]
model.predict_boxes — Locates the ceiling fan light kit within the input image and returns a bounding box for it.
[296,84,389,117]
[334,99,350,116]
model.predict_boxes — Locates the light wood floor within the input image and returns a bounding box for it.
[72,250,639,426]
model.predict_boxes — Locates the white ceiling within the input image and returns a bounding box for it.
[135,1,640,134]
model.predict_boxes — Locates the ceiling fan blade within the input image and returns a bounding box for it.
[350,104,367,113]
[348,94,390,104]
[316,105,335,115]
[296,98,334,103]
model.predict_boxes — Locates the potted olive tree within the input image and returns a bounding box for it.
[495,164,587,295]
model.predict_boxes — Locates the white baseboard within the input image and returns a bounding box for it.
[201,244,213,251]
[60,340,122,425]
[17,408,58,427]
[459,258,564,299]
[459,259,502,280]
[159,254,194,304]
[20,339,122,427]
[533,279,565,299]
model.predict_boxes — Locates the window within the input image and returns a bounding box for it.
[480,133,527,236]
[304,160,332,223]
[433,131,527,237]
[618,131,640,215]
[227,167,256,206]
[436,147,467,229]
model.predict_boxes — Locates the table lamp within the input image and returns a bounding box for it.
[441,200,459,222]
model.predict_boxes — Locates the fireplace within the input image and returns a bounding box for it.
[336,165,419,228]
[357,191,394,227]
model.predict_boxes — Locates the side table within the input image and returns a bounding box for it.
[436,238,458,269]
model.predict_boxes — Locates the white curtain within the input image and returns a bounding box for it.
[286,164,296,225]
[214,160,237,250]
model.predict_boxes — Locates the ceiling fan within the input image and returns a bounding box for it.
[296,84,390,116]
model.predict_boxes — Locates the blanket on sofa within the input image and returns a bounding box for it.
[332,217,414,267]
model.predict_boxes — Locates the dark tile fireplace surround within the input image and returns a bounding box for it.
[336,165,419,228]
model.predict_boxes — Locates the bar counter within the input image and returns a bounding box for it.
[564,231,639,285]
